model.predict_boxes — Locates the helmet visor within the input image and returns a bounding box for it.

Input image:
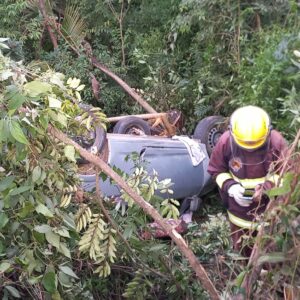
[234,135,267,149]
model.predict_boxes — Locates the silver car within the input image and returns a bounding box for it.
[78,116,225,213]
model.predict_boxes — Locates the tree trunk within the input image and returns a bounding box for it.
[38,0,58,49]
[48,125,220,300]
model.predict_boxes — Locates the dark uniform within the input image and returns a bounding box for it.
[208,129,287,253]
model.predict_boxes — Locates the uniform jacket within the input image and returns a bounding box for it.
[208,130,287,222]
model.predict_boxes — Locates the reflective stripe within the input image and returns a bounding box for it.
[228,211,260,230]
[267,174,280,186]
[230,172,281,189]
[230,172,265,189]
[216,173,233,189]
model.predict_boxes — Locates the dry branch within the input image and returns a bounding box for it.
[90,57,157,114]
[48,125,220,300]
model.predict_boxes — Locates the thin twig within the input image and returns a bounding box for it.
[240,129,300,298]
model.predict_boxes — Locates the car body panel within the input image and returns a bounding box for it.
[80,134,212,199]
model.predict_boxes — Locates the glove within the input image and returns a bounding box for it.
[228,184,251,207]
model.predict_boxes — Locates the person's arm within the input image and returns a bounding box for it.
[207,131,237,192]
[208,131,251,206]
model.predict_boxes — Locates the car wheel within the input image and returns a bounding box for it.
[76,126,106,164]
[113,117,151,135]
[193,116,226,156]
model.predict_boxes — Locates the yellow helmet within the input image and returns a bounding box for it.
[230,106,271,150]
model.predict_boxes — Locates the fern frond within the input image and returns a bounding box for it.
[61,4,87,49]
[123,269,150,299]
[78,213,106,260]
[160,198,180,219]
[75,204,92,231]
[94,228,117,278]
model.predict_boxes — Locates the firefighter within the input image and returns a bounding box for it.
[208,106,287,256]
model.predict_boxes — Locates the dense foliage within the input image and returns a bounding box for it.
[0,0,299,299]
[0,47,188,298]
[0,0,299,135]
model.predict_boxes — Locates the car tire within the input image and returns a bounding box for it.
[113,117,151,135]
[77,126,106,164]
[193,116,226,156]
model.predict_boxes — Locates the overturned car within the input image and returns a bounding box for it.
[78,116,226,214]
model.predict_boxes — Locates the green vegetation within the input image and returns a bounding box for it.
[0,0,299,299]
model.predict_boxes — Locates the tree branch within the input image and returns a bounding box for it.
[48,125,220,300]
[90,57,157,114]
[45,8,156,114]
[240,129,300,298]
[38,0,58,49]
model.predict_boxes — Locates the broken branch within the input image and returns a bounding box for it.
[48,125,220,300]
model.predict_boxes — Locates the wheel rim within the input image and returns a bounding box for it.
[208,127,222,149]
[125,126,145,135]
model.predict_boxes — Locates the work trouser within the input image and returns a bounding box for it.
[230,222,257,258]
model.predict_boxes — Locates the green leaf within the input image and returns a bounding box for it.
[76,84,85,91]
[8,93,26,112]
[10,185,31,196]
[18,202,35,218]
[48,110,67,127]
[59,265,79,279]
[49,73,65,89]
[24,249,39,275]
[58,243,71,258]
[48,96,62,108]
[267,185,291,197]
[34,224,51,233]
[55,228,70,238]
[0,119,9,142]
[42,272,57,294]
[45,231,60,249]
[0,261,11,272]
[9,120,29,145]
[235,270,247,287]
[267,173,293,197]
[62,213,76,230]
[39,114,49,129]
[32,166,42,183]
[67,78,81,89]
[24,81,52,97]
[5,286,21,298]
[64,145,76,162]
[257,252,287,265]
[0,176,15,192]
[56,112,67,127]
[58,271,72,287]
[0,213,9,229]
[36,203,54,218]
[27,275,43,285]
[52,291,62,300]
[0,44,10,50]
[148,244,167,252]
